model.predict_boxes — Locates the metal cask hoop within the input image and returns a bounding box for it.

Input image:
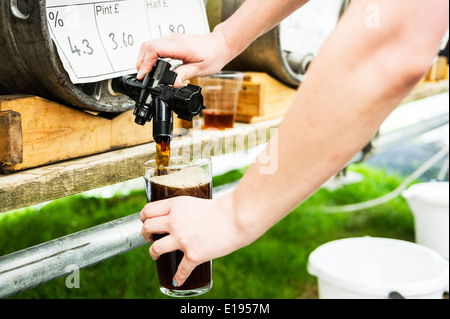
[206,0,349,88]
[0,0,134,112]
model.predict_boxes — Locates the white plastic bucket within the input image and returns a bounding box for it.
[402,182,449,260]
[307,237,449,299]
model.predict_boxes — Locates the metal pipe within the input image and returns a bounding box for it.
[0,213,146,298]
[346,113,449,166]
[0,181,239,298]
[373,113,449,153]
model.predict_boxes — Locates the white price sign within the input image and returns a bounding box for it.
[46,0,210,84]
[280,0,343,55]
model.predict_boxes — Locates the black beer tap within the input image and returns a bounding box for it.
[111,59,205,144]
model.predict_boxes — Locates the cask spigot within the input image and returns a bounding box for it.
[111,59,205,143]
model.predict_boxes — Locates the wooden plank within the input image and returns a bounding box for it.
[425,56,449,82]
[0,95,154,173]
[0,119,282,213]
[0,110,23,165]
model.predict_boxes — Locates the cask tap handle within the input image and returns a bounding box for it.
[111,59,206,143]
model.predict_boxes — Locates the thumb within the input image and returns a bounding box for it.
[172,257,197,287]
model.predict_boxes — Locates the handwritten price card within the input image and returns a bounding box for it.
[46,0,210,84]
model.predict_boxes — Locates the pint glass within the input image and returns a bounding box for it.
[143,156,213,297]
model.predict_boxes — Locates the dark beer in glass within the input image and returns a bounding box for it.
[143,157,212,297]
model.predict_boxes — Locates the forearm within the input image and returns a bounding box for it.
[213,0,308,59]
[230,0,449,243]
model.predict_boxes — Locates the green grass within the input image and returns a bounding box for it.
[0,163,415,299]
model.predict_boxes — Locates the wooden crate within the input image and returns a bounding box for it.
[0,95,157,173]
[191,72,297,124]
[236,72,297,123]
[424,56,449,82]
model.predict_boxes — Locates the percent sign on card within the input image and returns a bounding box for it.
[48,11,64,28]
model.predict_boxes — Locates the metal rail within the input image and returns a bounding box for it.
[0,182,239,298]
[0,213,145,298]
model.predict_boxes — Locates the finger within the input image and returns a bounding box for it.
[149,235,179,260]
[141,217,169,242]
[173,74,183,88]
[172,257,198,287]
[139,200,172,223]
[136,39,178,80]
[137,40,169,79]
[136,41,149,71]
[173,64,202,87]
[141,226,153,242]
[137,53,157,80]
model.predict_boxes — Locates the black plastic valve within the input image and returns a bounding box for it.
[111,59,205,143]
[171,84,204,121]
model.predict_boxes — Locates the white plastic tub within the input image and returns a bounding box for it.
[402,182,449,260]
[307,237,449,299]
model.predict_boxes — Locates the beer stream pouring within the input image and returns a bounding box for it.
[111,59,206,145]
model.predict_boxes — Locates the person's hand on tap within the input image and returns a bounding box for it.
[136,31,232,87]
